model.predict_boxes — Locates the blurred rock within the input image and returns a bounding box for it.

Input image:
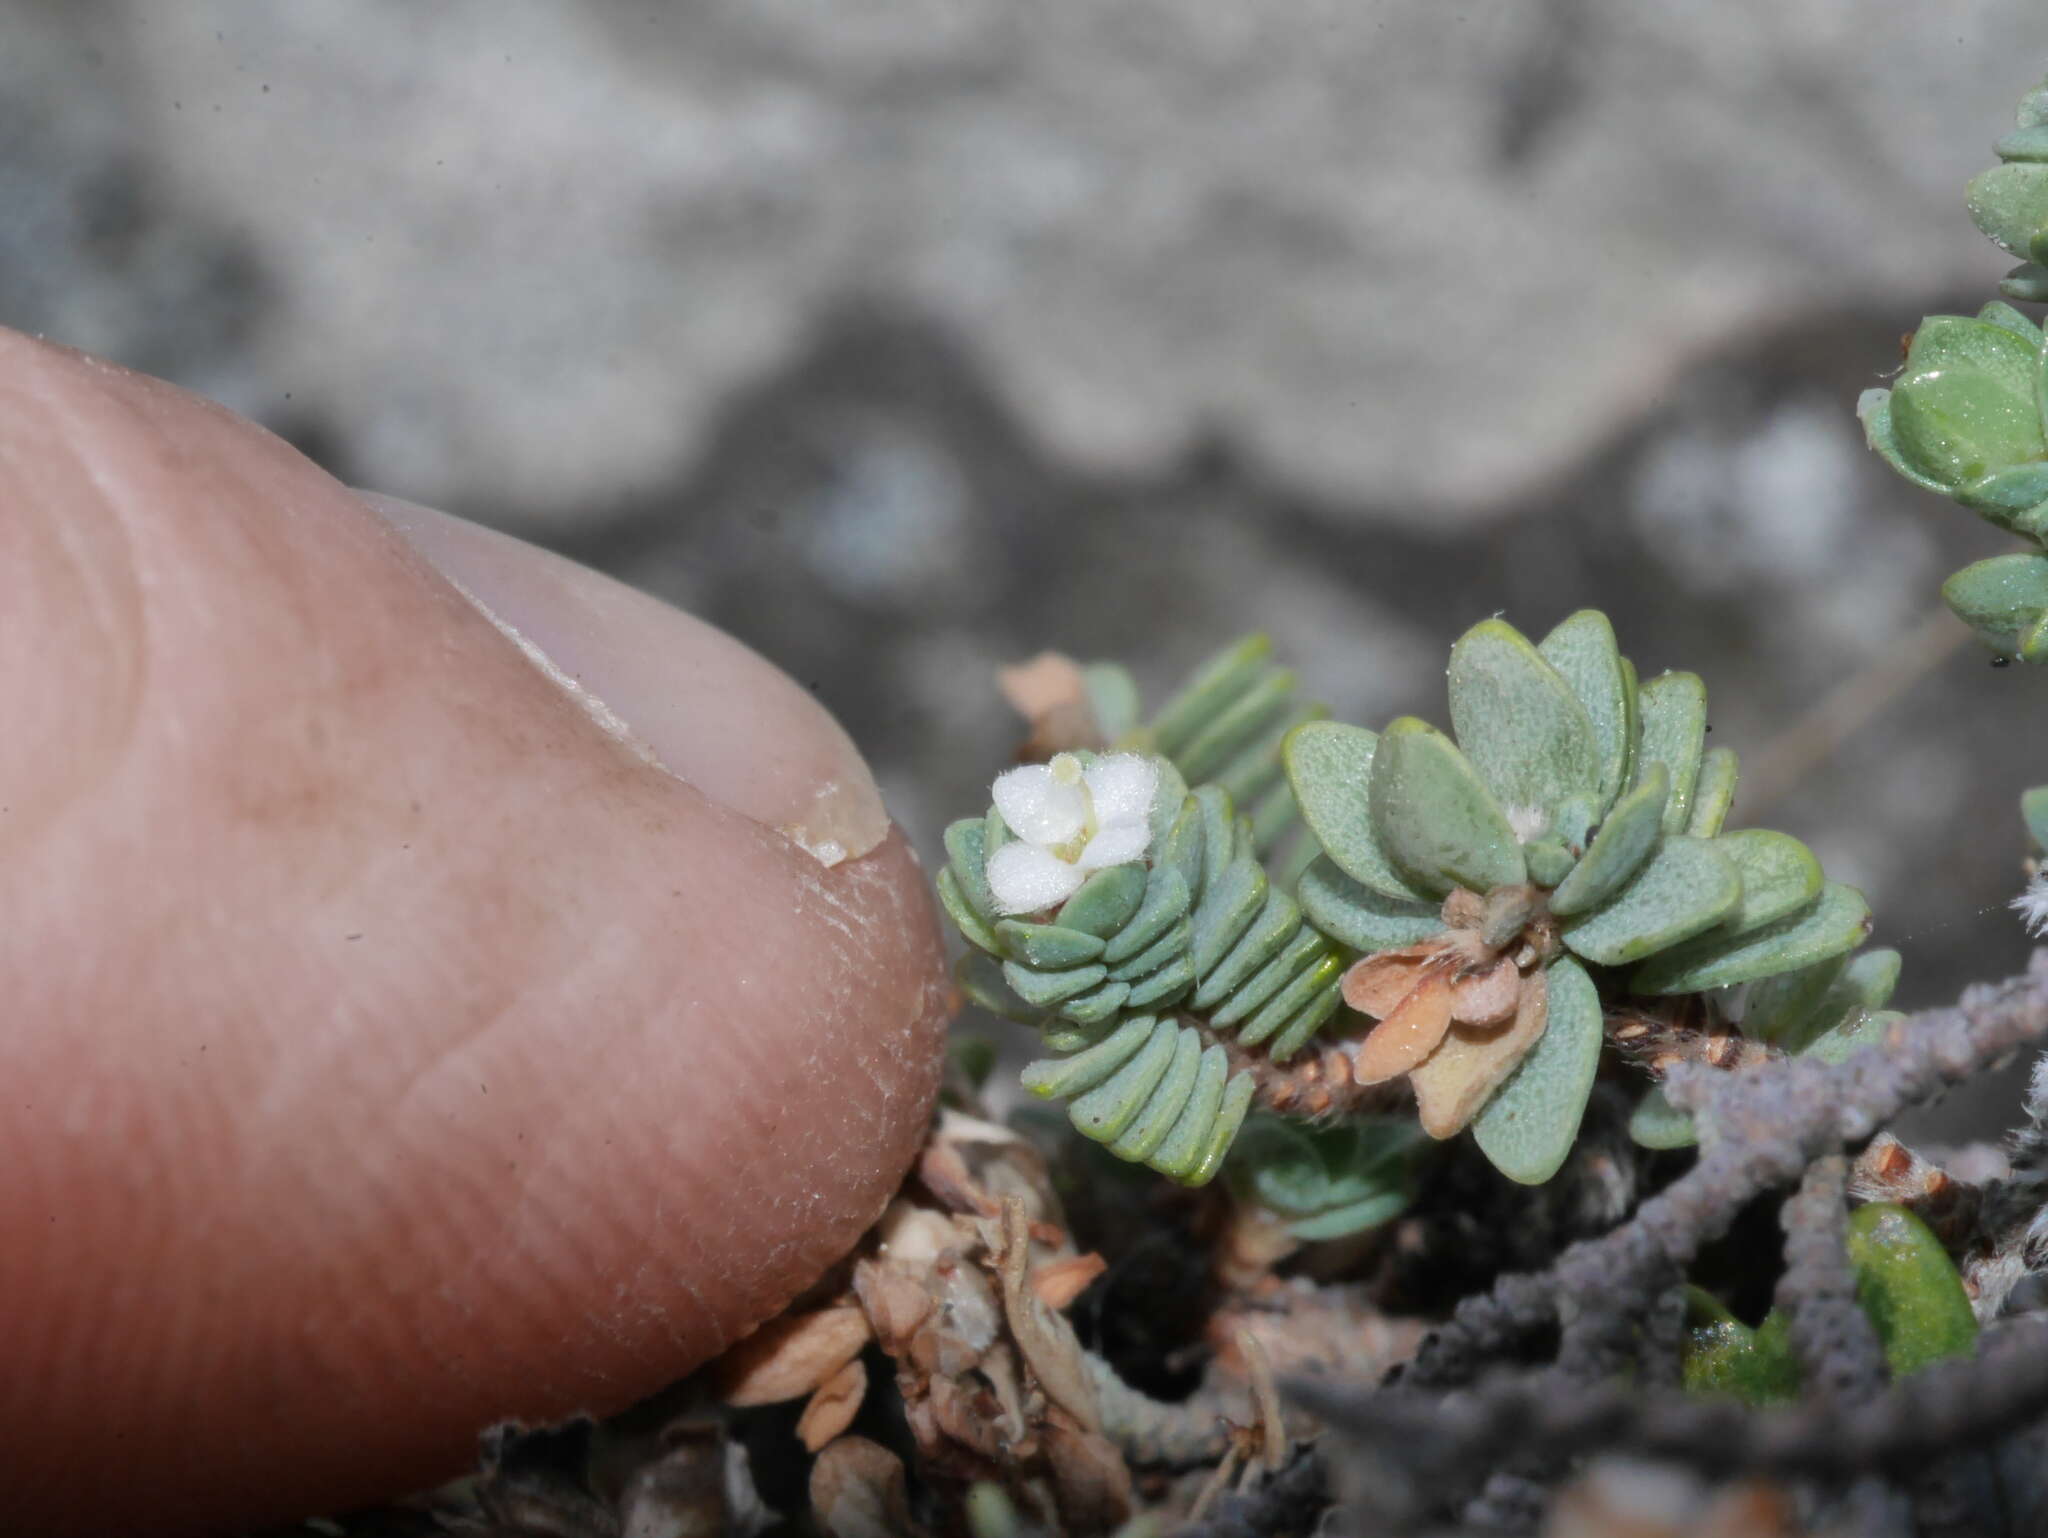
[6,0,2042,525]
[4,1,2047,1053]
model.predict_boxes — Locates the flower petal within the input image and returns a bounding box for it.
[1076,821,1151,871]
[1083,753,1159,828]
[992,763,1087,846]
[988,842,1088,915]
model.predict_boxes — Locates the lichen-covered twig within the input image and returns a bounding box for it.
[1294,1314,2048,1487]
[1404,953,2048,1391]
[1775,1154,1887,1404]
[1164,1447,1329,1538]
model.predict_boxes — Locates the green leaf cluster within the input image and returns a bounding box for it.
[1857,78,2048,660]
[1967,72,2048,303]
[1681,1204,1978,1405]
[1097,635,1328,857]
[1859,302,2048,659]
[1284,611,1870,1182]
[1627,949,1904,1150]
[1226,1115,1426,1240]
[939,752,1344,1186]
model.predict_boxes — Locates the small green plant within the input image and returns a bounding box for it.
[1861,75,2048,661]
[937,613,1888,1203]
[1681,1204,1978,1405]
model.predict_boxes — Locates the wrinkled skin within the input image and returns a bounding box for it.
[0,330,951,1535]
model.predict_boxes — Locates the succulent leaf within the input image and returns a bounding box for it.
[1446,618,1601,819]
[2024,785,2048,853]
[1858,388,1952,494]
[1560,835,1741,966]
[1634,672,1708,834]
[1628,1085,1698,1150]
[1537,609,1636,812]
[1295,854,1444,951]
[1548,760,1669,918]
[1941,552,2048,660]
[1472,955,1603,1185]
[1889,316,2047,488]
[1681,1289,1800,1406]
[1229,1115,1423,1239]
[1369,718,1528,896]
[1055,864,1150,938]
[1685,746,1739,839]
[1630,881,1871,994]
[995,921,1106,969]
[1846,1204,1979,1378]
[1712,828,1825,937]
[1969,159,2048,262]
[1150,635,1275,759]
[1284,721,1434,903]
[1801,1007,1903,1066]
[1082,662,1143,741]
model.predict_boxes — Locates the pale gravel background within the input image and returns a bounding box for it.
[6,1,2048,1057]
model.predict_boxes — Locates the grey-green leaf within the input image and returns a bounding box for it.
[1472,955,1603,1185]
[1628,1086,1699,1150]
[1943,553,2048,660]
[1631,882,1872,994]
[1802,1008,1902,1066]
[1635,672,1707,834]
[1369,718,1527,897]
[1561,835,1741,966]
[1858,389,1952,494]
[1055,864,1149,938]
[1283,721,1434,903]
[1771,948,1903,1055]
[995,921,1106,969]
[1548,761,1668,917]
[1295,855,1444,952]
[1686,747,1739,839]
[1538,609,1635,812]
[1713,829,1824,937]
[1448,618,1600,819]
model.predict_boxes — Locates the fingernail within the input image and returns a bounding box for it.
[361,493,890,866]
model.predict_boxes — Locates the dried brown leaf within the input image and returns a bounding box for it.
[1451,954,1522,1028]
[1032,1253,1108,1311]
[809,1436,919,1538]
[1040,1414,1135,1534]
[1409,967,1549,1138]
[1340,947,1440,1018]
[715,1306,872,1407]
[988,1198,1101,1432]
[853,1258,937,1356]
[1354,973,1456,1085]
[798,1359,870,1453]
[1001,651,1106,758]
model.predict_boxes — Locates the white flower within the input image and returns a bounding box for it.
[986,752,1159,915]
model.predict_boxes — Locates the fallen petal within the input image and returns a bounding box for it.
[1353,974,1457,1085]
[1409,968,1551,1137]
[1451,955,1521,1027]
